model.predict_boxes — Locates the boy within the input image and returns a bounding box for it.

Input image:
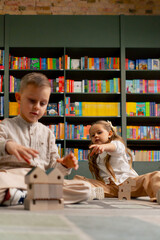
[0,72,91,206]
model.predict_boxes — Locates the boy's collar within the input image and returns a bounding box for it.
[17,115,38,127]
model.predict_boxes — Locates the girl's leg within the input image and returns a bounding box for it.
[74,175,119,198]
[63,179,92,204]
[131,171,160,201]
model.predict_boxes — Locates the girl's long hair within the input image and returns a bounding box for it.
[88,120,133,182]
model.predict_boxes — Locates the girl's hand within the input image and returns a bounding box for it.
[57,152,79,170]
[89,143,116,156]
[5,140,39,164]
[89,144,107,156]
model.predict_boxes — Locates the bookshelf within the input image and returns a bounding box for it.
[1,15,160,177]
[122,16,160,173]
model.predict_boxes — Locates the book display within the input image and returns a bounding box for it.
[1,15,160,176]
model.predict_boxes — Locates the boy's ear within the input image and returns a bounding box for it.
[15,92,21,103]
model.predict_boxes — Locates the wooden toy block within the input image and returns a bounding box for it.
[24,167,64,211]
[118,178,136,200]
[156,189,160,204]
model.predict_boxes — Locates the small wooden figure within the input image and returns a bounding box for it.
[156,189,160,204]
[24,167,64,211]
[118,178,136,200]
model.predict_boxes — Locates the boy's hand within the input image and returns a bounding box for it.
[5,140,39,164]
[57,152,79,170]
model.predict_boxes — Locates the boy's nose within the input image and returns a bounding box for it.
[34,103,40,110]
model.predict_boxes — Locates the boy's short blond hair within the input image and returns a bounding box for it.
[20,72,51,93]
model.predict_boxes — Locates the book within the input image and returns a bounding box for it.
[126,102,136,116]
[138,59,147,70]
[74,81,82,92]
[71,59,81,69]
[9,102,20,116]
[151,59,159,70]
[47,103,58,116]
[126,80,133,93]
[30,58,40,70]
[136,102,146,116]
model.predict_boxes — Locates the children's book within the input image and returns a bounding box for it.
[136,102,146,116]
[71,59,81,69]
[47,103,58,116]
[30,58,40,70]
[151,59,159,70]
[138,59,147,70]
[126,80,133,93]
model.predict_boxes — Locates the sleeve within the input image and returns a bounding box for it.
[0,123,11,158]
[108,140,125,156]
[47,131,71,176]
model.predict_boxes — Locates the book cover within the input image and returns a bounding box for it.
[71,59,81,70]
[138,59,147,70]
[151,59,159,70]
[126,102,136,116]
[126,80,133,93]
[47,103,58,116]
[74,81,82,93]
[136,102,146,116]
[30,58,40,70]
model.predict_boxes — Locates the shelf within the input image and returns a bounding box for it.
[127,116,160,125]
[126,93,160,102]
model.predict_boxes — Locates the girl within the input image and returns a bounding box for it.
[74,120,160,201]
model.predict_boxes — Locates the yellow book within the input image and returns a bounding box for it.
[59,123,64,139]
[82,102,86,116]
[74,148,79,160]
[9,102,19,116]
[89,58,92,69]
[126,102,136,116]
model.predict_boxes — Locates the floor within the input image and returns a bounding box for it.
[1,197,160,240]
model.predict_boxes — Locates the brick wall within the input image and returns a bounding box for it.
[0,0,159,15]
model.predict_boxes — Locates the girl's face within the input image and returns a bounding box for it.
[90,124,112,144]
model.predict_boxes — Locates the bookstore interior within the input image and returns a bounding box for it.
[0,15,160,177]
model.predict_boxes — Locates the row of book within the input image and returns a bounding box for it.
[58,147,160,162]
[126,102,160,116]
[49,77,64,93]
[133,150,160,162]
[65,97,120,116]
[0,50,4,69]
[65,123,91,140]
[9,101,64,116]
[9,76,20,92]
[9,55,63,70]
[9,76,65,93]
[126,58,160,70]
[127,126,160,140]
[48,123,64,139]
[65,55,120,70]
[66,78,120,93]
[126,79,160,93]
[43,101,64,116]
[65,123,121,140]
[65,148,89,161]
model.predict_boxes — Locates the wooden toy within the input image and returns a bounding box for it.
[156,189,160,204]
[118,178,136,200]
[24,167,64,211]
